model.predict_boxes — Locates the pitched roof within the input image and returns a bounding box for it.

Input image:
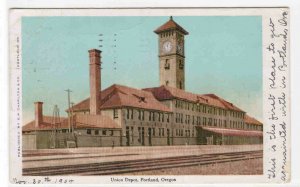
[201,126,263,137]
[75,114,120,129]
[22,114,121,132]
[154,16,189,35]
[144,85,244,112]
[22,116,69,132]
[244,114,263,126]
[70,84,171,113]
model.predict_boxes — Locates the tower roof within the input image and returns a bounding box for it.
[154,16,189,35]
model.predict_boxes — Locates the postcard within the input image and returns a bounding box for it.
[9,8,290,184]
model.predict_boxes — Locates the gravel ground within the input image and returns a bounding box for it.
[126,158,263,175]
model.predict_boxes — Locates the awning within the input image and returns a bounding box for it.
[200,126,263,137]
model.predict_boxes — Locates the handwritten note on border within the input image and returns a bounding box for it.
[264,8,290,183]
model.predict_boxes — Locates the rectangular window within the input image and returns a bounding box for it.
[102,130,107,135]
[167,114,170,123]
[95,130,99,135]
[181,113,183,123]
[138,110,141,120]
[149,112,152,121]
[113,109,118,119]
[127,109,130,119]
[110,130,114,136]
[130,127,134,143]
[87,129,91,135]
[131,109,133,119]
[138,127,141,143]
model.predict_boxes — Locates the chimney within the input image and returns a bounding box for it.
[88,49,101,115]
[34,102,43,128]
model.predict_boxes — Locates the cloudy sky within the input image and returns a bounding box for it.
[22,16,262,124]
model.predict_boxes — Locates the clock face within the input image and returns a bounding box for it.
[163,41,172,53]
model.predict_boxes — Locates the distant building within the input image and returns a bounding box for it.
[22,17,263,149]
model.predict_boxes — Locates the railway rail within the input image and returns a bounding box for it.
[23,150,262,176]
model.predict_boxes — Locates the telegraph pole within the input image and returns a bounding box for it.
[71,102,75,134]
[65,89,72,133]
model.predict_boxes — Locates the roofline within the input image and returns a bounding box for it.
[154,28,189,35]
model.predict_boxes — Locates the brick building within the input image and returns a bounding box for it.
[22,17,263,149]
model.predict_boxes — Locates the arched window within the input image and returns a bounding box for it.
[164,59,170,69]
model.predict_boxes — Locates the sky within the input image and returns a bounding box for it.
[22,16,262,124]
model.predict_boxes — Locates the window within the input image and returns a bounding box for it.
[181,113,183,123]
[142,110,144,120]
[138,110,141,120]
[138,127,141,143]
[113,109,118,119]
[179,60,184,69]
[127,109,130,119]
[102,130,107,135]
[152,112,155,121]
[131,109,133,119]
[110,130,114,136]
[167,114,170,122]
[164,59,170,70]
[87,129,91,135]
[95,130,99,135]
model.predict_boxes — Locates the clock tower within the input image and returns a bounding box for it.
[154,16,188,90]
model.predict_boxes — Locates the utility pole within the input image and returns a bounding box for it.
[71,102,75,134]
[65,89,72,133]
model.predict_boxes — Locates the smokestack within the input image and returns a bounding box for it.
[34,102,43,128]
[88,49,101,115]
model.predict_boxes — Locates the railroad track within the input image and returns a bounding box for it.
[23,150,262,176]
